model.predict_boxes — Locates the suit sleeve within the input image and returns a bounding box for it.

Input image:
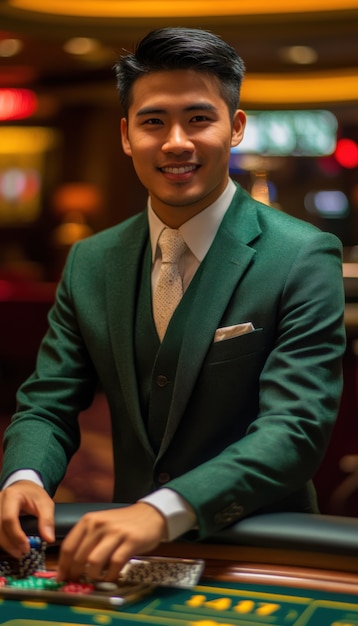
[166,231,346,537]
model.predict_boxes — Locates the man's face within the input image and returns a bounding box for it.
[121,69,246,227]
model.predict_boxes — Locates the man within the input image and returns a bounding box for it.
[0,27,345,582]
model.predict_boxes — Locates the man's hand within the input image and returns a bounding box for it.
[0,481,55,557]
[57,502,167,582]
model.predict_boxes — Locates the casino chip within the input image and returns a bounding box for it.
[0,536,46,579]
[0,561,12,578]
[33,570,58,579]
[62,582,95,594]
[18,536,47,577]
[6,575,63,590]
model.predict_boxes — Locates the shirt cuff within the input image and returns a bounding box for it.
[139,488,197,541]
[1,470,44,490]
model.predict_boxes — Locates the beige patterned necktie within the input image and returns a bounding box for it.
[153,228,187,341]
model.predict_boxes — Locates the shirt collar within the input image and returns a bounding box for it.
[148,178,236,263]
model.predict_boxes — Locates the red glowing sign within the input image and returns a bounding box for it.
[334,138,358,169]
[0,89,37,121]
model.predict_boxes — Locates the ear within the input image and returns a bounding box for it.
[231,109,246,148]
[120,117,132,156]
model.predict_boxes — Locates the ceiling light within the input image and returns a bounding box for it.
[8,0,358,18]
[0,38,23,57]
[241,70,358,106]
[63,37,99,56]
[279,46,318,65]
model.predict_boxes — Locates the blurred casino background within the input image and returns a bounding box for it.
[0,1,358,512]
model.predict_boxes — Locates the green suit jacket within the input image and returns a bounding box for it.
[1,184,346,539]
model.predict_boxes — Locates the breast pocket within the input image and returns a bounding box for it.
[187,328,265,442]
[207,328,264,365]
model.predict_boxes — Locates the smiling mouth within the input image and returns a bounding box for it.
[160,164,198,175]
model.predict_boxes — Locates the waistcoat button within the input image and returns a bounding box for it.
[158,472,171,484]
[156,375,169,387]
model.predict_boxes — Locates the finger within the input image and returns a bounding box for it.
[0,492,30,557]
[102,530,163,582]
[2,484,55,551]
[0,486,43,555]
[59,522,125,581]
[83,533,129,581]
[57,521,94,581]
[102,543,135,582]
[36,500,55,544]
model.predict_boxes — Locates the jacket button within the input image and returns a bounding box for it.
[158,472,171,484]
[156,375,169,387]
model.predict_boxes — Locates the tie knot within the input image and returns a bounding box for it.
[158,228,187,263]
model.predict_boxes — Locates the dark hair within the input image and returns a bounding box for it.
[115,27,245,119]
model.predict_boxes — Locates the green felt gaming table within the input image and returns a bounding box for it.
[1,503,358,625]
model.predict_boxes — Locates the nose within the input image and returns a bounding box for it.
[162,124,194,154]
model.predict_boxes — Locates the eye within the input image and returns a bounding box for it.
[143,118,163,125]
[191,115,211,123]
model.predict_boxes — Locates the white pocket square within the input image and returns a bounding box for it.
[214,322,255,343]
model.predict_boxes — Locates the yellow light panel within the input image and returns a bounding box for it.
[9,0,358,18]
[242,70,358,105]
[0,127,59,154]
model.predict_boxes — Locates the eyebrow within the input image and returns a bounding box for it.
[135,103,218,117]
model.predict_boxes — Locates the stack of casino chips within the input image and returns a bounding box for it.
[0,537,96,594]
[1,571,62,591]
[0,536,46,579]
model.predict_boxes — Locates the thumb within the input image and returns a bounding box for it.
[39,520,55,544]
[35,500,55,544]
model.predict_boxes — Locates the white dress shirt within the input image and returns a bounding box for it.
[3,179,237,542]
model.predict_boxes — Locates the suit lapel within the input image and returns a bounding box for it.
[159,187,262,456]
[103,188,262,459]
[105,213,154,456]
